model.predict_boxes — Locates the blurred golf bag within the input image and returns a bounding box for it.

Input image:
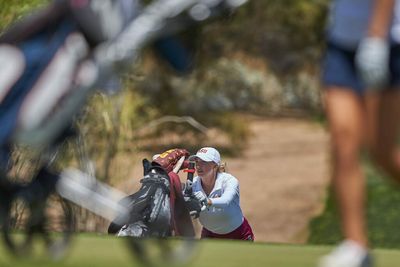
[0,1,112,144]
[108,160,195,238]
[0,0,195,153]
[0,0,197,247]
[0,0,242,241]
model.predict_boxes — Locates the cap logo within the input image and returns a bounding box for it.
[199,148,208,153]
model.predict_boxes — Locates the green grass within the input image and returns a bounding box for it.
[1,235,400,267]
[309,160,400,248]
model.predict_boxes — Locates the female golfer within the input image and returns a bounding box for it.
[191,147,254,241]
[319,1,400,267]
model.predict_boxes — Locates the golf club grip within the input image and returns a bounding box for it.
[186,161,195,195]
[187,161,195,181]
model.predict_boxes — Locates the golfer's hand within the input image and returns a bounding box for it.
[355,37,390,90]
[193,191,210,211]
[182,180,193,194]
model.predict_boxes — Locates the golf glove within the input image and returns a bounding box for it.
[183,180,193,195]
[355,37,390,91]
[193,191,210,211]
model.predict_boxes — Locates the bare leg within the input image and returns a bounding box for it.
[366,90,400,182]
[324,88,368,247]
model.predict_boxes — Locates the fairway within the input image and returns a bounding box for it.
[1,235,400,267]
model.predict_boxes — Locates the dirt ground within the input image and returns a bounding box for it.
[123,116,331,243]
[227,117,330,243]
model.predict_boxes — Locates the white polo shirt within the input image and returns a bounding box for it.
[192,172,244,234]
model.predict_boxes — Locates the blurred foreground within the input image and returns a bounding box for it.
[1,234,400,267]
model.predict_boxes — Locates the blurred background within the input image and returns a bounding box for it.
[2,0,400,251]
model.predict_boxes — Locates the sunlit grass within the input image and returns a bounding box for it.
[1,234,400,267]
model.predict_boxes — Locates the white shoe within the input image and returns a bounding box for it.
[318,240,373,267]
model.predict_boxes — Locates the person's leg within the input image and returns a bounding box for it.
[366,91,400,181]
[324,88,368,247]
[241,217,254,241]
[319,41,373,266]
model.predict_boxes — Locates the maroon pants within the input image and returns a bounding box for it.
[201,217,254,241]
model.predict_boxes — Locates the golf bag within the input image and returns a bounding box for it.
[0,0,195,150]
[108,161,171,237]
[0,0,136,148]
[108,160,194,237]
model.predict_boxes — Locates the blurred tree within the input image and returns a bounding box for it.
[198,0,330,76]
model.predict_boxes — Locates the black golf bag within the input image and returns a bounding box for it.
[108,161,173,237]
